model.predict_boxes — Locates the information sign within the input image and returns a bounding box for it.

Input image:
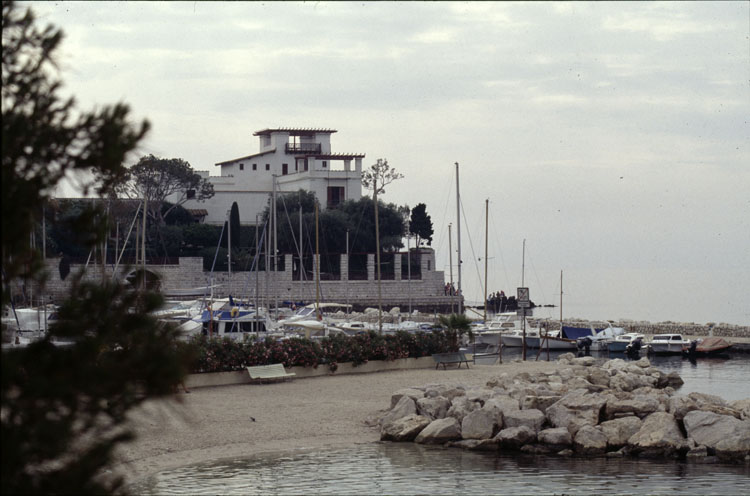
[517,287,530,308]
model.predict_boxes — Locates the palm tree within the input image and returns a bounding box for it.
[438,313,474,350]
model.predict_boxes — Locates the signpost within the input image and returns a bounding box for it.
[517,287,529,359]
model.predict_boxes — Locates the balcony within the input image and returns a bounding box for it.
[286,143,321,154]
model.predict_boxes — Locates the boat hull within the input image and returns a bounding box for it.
[607,341,629,353]
[685,337,733,356]
[501,334,577,350]
[534,336,578,350]
[649,343,687,354]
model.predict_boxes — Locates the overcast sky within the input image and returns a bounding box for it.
[30,1,749,325]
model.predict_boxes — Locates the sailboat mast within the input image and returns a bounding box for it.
[560,270,563,325]
[265,199,270,311]
[346,229,350,317]
[273,176,278,314]
[299,195,304,281]
[521,238,526,287]
[255,214,260,314]
[455,162,462,314]
[141,196,147,291]
[315,201,320,319]
[448,223,454,313]
[227,208,232,281]
[521,238,526,361]
[484,198,488,322]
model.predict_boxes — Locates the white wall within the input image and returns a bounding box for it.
[178,130,363,224]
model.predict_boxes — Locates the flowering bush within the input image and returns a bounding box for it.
[188,329,455,374]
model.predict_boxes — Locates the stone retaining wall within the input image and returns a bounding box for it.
[541,320,750,339]
[22,254,461,313]
[185,356,435,389]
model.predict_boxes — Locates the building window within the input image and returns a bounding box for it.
[295,162,298,172]
[304,158,309,171]
[282,163,288,175]
[187,189,196,199]
[322,160,327,168]
[327,186,345,208]
[252,163,257,171]
[265,164,270,171]
[240,163,244,171]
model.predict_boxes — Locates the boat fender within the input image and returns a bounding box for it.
[231,307,239,318]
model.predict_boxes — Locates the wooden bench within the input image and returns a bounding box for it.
[246,363,296,382]
[432,352,470,370]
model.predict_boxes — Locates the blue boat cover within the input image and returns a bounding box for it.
[561,326,604,339]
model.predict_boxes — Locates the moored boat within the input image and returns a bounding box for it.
[534,332,578,350]
[648,333,690,354]
[684,337,733,356]
[608,333,646,353]
[500,328,540,348]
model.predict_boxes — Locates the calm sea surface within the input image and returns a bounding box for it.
[135,353,750,495]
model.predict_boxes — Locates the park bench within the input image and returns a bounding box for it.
[246,363,296,382]
[432,352,470,370]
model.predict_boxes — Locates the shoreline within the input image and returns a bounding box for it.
[115,346,750,486]
[114,361,560,485]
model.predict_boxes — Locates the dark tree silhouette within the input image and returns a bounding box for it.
[2,3,190,493]
[409,203,434,247]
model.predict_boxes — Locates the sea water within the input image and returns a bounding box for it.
[135,353,750,495]
[137,444,750,495]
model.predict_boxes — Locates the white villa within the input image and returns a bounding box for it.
[182,128,365,225]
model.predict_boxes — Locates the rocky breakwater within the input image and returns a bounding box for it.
[379,355,750,464]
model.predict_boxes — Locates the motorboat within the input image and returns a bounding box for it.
[2,305,59,348]
[533,330,578,350]
[280,319,346,339]
[683,337,733,356]
[608,333,645,353]
[2,305,58,332]
[473,312,524,332]
[278,303,353,326]
[180,298,271,340]
[473,312,527,348]
[501,328,540,348]
[648,334,690,354]
[154,299,203,321]
[338,321,375,335]
[589,324,626,351]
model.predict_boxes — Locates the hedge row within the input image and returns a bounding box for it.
[189,330,459,373]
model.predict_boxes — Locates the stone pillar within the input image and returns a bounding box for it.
[367,254,375,281]
[394,253,402,281]
[340,253,348,281]
[284,254,293,278]
[420,249,433,273]
[283,254,293,302]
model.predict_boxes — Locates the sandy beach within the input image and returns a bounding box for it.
[116,334,750,485]
[115,360,561,485]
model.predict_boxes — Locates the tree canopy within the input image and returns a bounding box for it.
[263,190,407,255]
[1,3,189,492]
[409,203,433,247]
[118,154,214,227]
[361,158,403,195]
[1,1,148,288]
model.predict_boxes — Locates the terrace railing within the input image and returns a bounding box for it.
[285,143,321,154]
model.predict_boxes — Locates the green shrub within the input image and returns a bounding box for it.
[188,329,454,373]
